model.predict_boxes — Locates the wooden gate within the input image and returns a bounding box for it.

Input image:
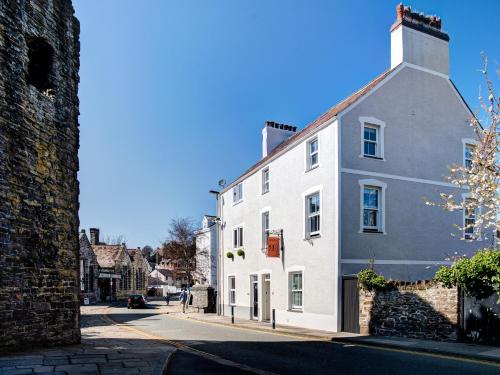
[342,276,360,333]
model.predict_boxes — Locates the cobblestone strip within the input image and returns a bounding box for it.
[0,307,175,375]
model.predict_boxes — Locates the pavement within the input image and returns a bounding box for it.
[0,305,175,375]
[160,301,500,365]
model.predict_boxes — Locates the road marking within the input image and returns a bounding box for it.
[103,306,500,369]
[161,309,500,368]
[102,307,278,375]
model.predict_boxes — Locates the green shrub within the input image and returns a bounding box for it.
[236,249,245,258]
[358,268,391,291]
[226,251,234,259]
[435,248,500,299]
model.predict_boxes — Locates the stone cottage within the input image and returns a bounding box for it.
[79,230,98,303]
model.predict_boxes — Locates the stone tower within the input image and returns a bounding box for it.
[0,0,81,351]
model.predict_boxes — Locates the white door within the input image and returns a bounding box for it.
[263,274,271,321]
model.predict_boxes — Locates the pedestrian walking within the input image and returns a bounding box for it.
[165,292,171,306]
[180,288,188,313]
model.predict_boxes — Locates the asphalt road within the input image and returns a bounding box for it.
[105,303,499,375]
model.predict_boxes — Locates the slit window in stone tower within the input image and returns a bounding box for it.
[26,38,54,92]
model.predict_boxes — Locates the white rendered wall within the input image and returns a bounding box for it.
[221,120,340,332]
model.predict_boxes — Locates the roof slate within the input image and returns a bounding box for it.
[92,245,122,269]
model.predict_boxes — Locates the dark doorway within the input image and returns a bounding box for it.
[251,275,258,320]
[342,276,360,333]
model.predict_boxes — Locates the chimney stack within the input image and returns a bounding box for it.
[262,121,297,158]
[89,228,100,245]
[390,3,449,75]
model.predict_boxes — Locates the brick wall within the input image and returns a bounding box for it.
[359,281,460,341]
[0,0,81,352]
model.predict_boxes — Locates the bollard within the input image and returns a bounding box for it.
[231,305,234,324]
[272,308,276,329]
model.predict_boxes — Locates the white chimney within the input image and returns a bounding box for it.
[262,121,297,158]
[390,3,449,76]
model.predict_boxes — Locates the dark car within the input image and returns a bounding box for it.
[127,294,147,309]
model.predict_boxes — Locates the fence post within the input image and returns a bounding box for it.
[272,308,275,329]
[231,305,234,324]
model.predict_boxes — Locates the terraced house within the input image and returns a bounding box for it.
[219,5,478,332]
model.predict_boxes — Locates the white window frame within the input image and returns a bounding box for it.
[462,193,480,240]
[305,192,321,238]
[288,271,303,311]
[302,186,322,239]
[262,167,270,194]
[233,225,243,249]
[462,138,478,170]
[262,211,270,250]
[306,136,319,171]
[359,179,387,234]
[232,183,243,204]
[228,275,236,306]
[359,117,385,160]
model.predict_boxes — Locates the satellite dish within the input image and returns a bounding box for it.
[218,179,226,188]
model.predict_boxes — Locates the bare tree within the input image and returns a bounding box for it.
[159,218,204,287]
[104,234,127,245]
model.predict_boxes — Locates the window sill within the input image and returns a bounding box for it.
[360,229,385,234]
[305,233,321,240]
[232,200,243,207]
[287,308,303,313]
[305,164,319,173]
[262,190,269,195]
[360,154,385,161]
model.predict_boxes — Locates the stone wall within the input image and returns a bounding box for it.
[0,0,81,352]
[359,281,460,341]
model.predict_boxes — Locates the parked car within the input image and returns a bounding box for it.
[127,294,147,309]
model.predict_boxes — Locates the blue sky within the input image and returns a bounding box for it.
[74,1,499,248]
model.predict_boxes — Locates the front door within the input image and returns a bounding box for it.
[251,275,258,319]
[263,274,271,321]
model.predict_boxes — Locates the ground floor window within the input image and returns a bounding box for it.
[289,272,303,310]
[229,276,236,305]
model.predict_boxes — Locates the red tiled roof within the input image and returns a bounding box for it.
[223,66,398,191]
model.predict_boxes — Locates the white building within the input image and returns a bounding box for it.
[195,215,218,288]
[218,4,478,332]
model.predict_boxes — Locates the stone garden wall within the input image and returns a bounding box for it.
[359,281,460,341]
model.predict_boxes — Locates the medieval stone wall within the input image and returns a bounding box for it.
[0,0,81,352]
[359,281,460,341]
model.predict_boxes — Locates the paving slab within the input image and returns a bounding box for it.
[0,306,176,375]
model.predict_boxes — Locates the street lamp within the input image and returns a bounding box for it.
[209,182,224,316]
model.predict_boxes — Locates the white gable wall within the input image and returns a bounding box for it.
[220,119,340,331]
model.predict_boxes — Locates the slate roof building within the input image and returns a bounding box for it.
[79,230,99,304]
[218,4,478,332]
[83,227,149,301]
